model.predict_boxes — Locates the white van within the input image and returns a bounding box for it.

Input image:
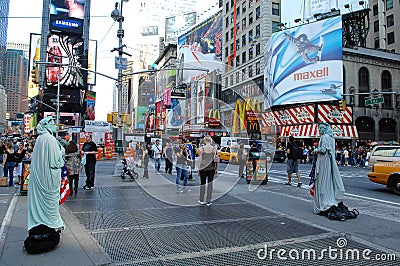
[367,145,400,169]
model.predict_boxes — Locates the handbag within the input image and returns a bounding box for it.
[81,154,86,166]
[0,176,7,187]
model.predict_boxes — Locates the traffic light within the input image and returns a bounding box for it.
[338,100,346,111]
[31,67,39,84]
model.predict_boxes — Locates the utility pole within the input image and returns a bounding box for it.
[111,0,131,158]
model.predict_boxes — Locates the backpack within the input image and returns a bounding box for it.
[24,224,60,254]
[292,143,303,160]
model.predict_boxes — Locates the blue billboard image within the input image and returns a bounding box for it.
[264,16,343,107]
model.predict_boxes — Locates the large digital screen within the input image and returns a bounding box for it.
[46,34,87,89]
[177,11,222,83]
[264,16,343,107]
[50,0,85,35]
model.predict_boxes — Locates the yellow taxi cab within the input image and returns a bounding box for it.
[218,146,239,164]
[368,160,400,195]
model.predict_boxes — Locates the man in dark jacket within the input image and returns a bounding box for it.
[81,134,97,190]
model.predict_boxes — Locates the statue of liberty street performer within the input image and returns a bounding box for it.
[27,116,65,231]
[313,122,345,214]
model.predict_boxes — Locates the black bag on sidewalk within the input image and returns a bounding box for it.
[24,224,60,254]
[337,201,359,219]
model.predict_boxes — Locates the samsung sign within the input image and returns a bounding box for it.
[50,16,84,35]
[52,19,82,29]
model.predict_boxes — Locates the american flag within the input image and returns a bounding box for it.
[59,165,70,204]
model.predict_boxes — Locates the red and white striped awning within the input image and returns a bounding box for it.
[280,124,358,139]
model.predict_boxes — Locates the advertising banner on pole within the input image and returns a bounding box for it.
[264,16,343,107]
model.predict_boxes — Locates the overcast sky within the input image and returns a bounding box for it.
[7,0,321,121]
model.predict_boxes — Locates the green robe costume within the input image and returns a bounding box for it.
[27,116,65,231]
[313,123,345,213]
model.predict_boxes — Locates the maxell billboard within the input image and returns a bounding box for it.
[177,11,222,83]
[264,16,342,107]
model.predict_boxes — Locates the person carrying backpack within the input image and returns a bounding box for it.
[285,136,302,187]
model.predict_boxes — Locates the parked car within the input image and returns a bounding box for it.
[367,145,400,169]
[368,160,400,195]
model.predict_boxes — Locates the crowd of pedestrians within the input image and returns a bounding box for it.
[296,145,371,168]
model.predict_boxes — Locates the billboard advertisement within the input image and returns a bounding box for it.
[264,16,343,107]
[177,11,222,83]
[50,0,85,35]
[167,99,186,129]
[46,34,87,89]
[83,91,95,120]
[87,39,97,85]
[28,33,41,98]
[165,12,197,44]
[303,0,338,20]
[135,106,149,130]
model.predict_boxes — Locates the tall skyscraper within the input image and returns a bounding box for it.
[0,0,10,86]
[4,48,28,119]
[366,0,400,53]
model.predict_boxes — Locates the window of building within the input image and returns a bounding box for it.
[230,43,234,53]
[374,20,379,32]
[374,38,380,49]
[225,77,228,87]
[225,47,229,56]
[242,34,247,46]
[256,62,260,75]
[387,32,395,44]
[236,39,240,50]
[382,70,392,108]
[231,0,234,8]
[249,29,253,43]
[237,6,241,18]
[386,0,393,10]
[242,69,246,81]
[256,43,261,56]
[373,4,378,15]
[249,47,254,60]
[226,17,229,27]
[272,21,280,33]
[249,0,253,8]
[230,74,233,86]
[225,32,229,43]
[242,1,246,13]
[255,24,260,38]
[242,17,247,30]
[249,12,253,24]
[272,3,280,15]
[358,67,369,107]
[231,11,234,23]
[256,6,261,19]
[230,28,234,38]
[249,65,253,77]
[242,51,246,63]
[387,14,394,27]
[236,71,240,83]
[236,55,240,66]
[236,22,240,31]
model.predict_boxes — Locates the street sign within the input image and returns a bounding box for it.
[115,57,127,70]
[365,97,384,106]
